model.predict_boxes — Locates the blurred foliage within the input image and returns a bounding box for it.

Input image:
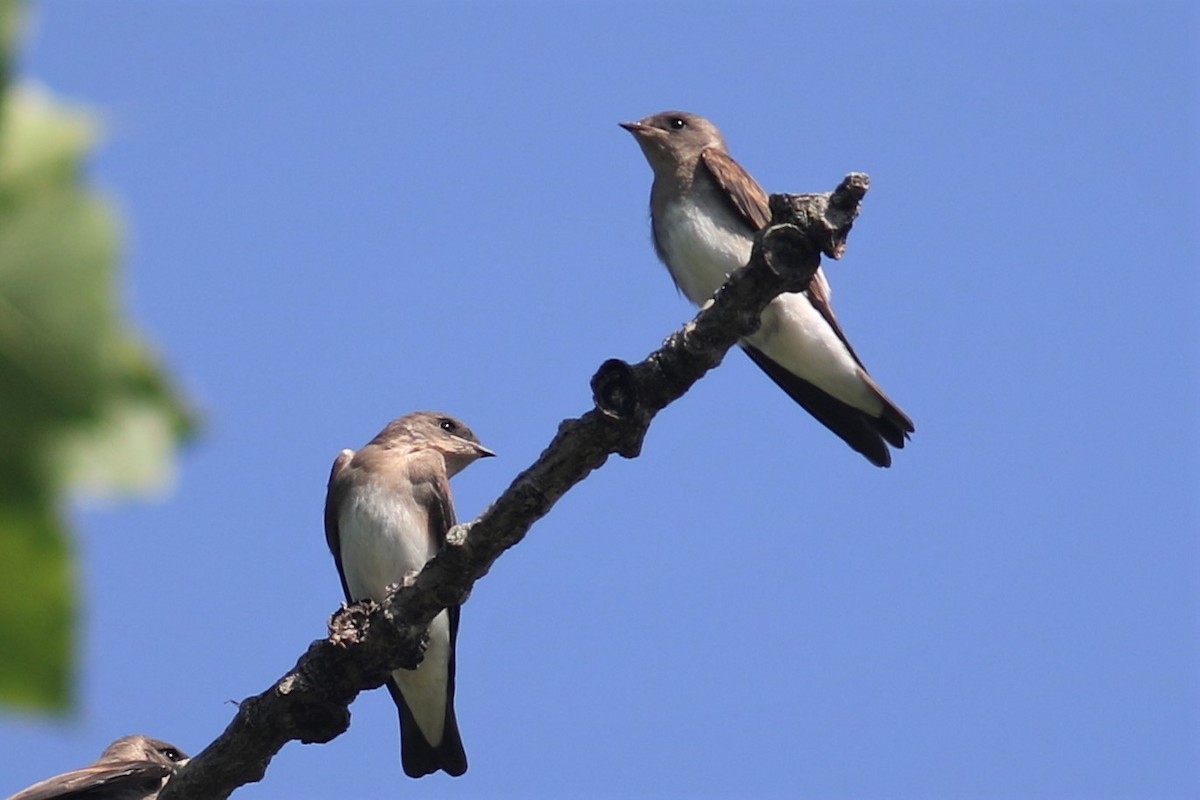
[0,1,195,713]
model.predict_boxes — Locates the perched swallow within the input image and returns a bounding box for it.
[621,110,914,466]
[5,735,188,800]
[324,411,494,778]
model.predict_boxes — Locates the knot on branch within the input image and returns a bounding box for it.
[830,172,870,213]
[755,224,818,293]
[328,600,376,645]
[446,522,472,546]
[767,172,869,262]
[590,358,649,458]
[592,358,638,417]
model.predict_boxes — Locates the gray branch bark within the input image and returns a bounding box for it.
[156,174,870,800]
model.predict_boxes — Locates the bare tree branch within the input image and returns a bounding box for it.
[157,174,870,800]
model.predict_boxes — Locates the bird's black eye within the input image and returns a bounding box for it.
[669,117,686,130]
[439,418,457,433]
[161,748,184,762]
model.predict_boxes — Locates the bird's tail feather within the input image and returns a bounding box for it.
[741,345,912,467]
[388,678,467,778]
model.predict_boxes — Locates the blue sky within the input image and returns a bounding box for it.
[3,3,1197,798]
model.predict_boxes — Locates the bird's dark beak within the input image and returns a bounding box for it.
[619,121,649,136]
[475,444,497,459]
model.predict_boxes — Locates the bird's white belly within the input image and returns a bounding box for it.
[658,200,879,412]
[393,610,451,745]
[338,483,451,745]
[752,295,880,412]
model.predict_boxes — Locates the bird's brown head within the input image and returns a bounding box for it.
[620,110,727,173]
[373,411,495,476]
[99,735,189,767]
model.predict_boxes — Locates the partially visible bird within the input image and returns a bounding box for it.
[5,735,188,800]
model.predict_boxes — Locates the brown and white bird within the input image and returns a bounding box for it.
[324,411,494,778]
[622,110,914,467]
[5,735,187,800]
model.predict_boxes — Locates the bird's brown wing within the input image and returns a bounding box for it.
[323,448,356,603]
[418,470,456,544]
[7,762,171,800]
[700,147,771,230]
[390,469,468,777]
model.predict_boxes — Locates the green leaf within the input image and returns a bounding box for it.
[0,502,73,713]
[0,56,196,710]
